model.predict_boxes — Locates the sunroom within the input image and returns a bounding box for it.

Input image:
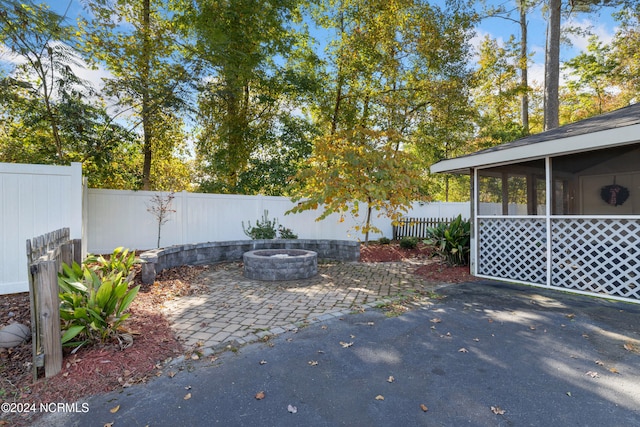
[430,103,640,303]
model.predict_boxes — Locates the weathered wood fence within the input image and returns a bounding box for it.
[392,217,459,240]
[26,228,82,379]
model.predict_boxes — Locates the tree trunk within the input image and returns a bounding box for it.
[141,0,153,190]
[519,2,529,134]
[544,0,561,131]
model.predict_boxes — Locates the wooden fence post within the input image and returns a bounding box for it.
[36,260,62,378]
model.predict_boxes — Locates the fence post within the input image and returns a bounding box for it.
[35,260,62,378]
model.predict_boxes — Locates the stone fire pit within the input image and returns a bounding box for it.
[243,249,318,281]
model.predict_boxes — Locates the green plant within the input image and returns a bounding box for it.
[278,225,298,239]
[378,237,391,244]
[242,210,278,239]
[399,236,418,249]
[58,247,140,349]
[424,215,470,266]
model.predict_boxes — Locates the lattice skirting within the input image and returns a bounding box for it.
[551,219,639,300]
[478,218,547,285]
[477,217,640,301]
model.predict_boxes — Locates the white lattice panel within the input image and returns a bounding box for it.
[551,219,640,300]
[478,218,547,284]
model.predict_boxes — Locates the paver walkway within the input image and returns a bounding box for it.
[161,260,439,349]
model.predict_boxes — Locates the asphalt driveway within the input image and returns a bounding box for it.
[36,280,640,426]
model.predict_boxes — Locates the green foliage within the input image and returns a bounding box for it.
[424,215,470,266]
[278,225,298,239]
[58,248,140,349]
[378,237,391,245]
[399,237,419,249]
[242,210,278,239]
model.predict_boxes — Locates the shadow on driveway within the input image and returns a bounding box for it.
[36,280,640,426]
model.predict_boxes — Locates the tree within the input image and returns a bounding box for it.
[290,0,476,238]
[188,0,315,194]
[0,0,82,161]
[562,35,618,121]
[610,4,640,105]
[81,0,192,190]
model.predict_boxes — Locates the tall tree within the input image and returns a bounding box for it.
[290,0,476,239]
[81,0,191,190]
[0,0,81,161]
[544,0,561,130]
[188,0,315,194]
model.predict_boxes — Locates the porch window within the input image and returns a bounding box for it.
[478,159,546,216]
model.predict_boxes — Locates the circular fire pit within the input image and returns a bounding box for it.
[243,249,318,281]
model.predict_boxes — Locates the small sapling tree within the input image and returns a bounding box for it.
[147,192,176,248]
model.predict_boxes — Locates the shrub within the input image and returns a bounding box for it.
[278,225,298,239]
[378,237,391,244]
[424,215,470,266]
[242,210,278,239]
[399,236,419,249]
[58,247,140,349]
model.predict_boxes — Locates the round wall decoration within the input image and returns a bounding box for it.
[600,183,629,206]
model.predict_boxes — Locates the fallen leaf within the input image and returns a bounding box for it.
[375,395,385,401]
[340,341,353,348]
[255,391,265,400]
[110,405,120,414]
[168,371,176,378]
[473,338,480,342]
[287,404,297,413]
[585,371,599,378]
[317,350,325,354]
[367,322,375,326]
[487,318,494,323]
[623,342,639,353]
[566,313,575,319]
[259,360,267,365]
[491,406,506,415]
[420,404,428,412]
[458,348,469,353]
[185,385,192,390]
[350,334,356,339]
[104,423,114,427]
[609,367,619,374]
[184,393,192,400]
[595,360,604,366]
[387,376,395,383]
[582,334,589,339]
[430,318,442,323]
[566,392,572,397]
[308,360,319,366]
[191,353,199,360]
[445,332,451,337]
[321,325,328,330]
[529,326,536,330]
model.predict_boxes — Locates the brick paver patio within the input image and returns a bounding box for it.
[161,260,440,349]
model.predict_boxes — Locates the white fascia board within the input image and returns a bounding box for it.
[430,124,640,174]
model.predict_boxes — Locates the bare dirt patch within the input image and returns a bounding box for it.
[1,244,474,426]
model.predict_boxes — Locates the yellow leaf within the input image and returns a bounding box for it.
[184,393,191,400]
[375,395,385,400]
[255,391,265,400]
[109,405,120,413]
[387,376,395,383]
[308,360,319,366]
[420,404,428,412]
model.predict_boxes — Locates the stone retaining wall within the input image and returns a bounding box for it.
[139,239,360,284]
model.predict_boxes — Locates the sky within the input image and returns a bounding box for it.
[2,1,624,94]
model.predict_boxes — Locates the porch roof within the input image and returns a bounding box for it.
[431,103,640,174]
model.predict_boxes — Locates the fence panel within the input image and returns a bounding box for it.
[27,227,82,379]
[86,190,469,254]
[0,163,82,295]
[392,217,464,240]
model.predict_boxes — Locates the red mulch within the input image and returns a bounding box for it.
[1,244,473,426]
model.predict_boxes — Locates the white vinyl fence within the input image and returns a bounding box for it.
[0,163,83,295]
[86,189,469,254]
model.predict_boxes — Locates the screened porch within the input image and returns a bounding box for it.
[473,143,640,302]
